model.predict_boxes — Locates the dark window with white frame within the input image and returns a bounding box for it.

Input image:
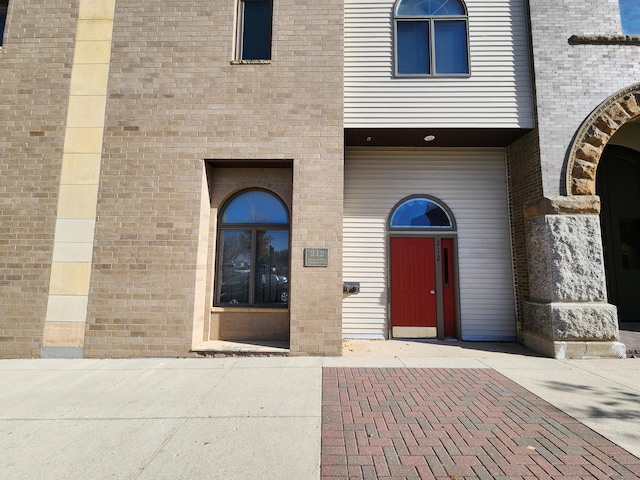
[1,0,8,46]
[394,0,469,76]
[237,0,273,61]
[215,189,289,307]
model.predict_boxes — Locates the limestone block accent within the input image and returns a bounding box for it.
[524,301,618,341]
[60,154,102,184]
[66,96,108,128]
[191,167,212,349]
[78,0,117,19]
[76,19,115,41]
[54,219,96,243]
[46,295,89,323]
[523,331,626,359]
[63,128,104,154]
[49,263,92,296]
[43,0,117,357]
[52,243,94,263]
[526,214,607,302]
[42,322,86,347]
[70,64,111,96]
[73,41,113,64]
[57,185,99,218]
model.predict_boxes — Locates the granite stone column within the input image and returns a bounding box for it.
[522,196,625,358]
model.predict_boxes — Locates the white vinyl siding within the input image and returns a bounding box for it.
[343,147,517,341]
[344,0,534,128]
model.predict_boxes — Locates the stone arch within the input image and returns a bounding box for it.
[567,83,640,196]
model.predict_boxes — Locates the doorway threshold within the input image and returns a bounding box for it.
[193,340,290,357]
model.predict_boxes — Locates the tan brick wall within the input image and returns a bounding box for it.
[0,1,79,358]
[83,0,344,357]
[210,310,289,342]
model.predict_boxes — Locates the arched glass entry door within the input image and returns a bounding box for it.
[388,196,457,339]
[597,145,640,322]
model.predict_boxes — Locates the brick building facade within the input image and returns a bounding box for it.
[1,0,638,358]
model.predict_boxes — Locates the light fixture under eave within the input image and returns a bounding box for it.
[366,136,372,142]
[424,135,436,142]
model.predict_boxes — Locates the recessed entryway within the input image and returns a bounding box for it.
[597,143,640,322]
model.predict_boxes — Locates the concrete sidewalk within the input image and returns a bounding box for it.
[0,341,638,479]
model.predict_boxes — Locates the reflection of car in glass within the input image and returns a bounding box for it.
[220,273,288,304]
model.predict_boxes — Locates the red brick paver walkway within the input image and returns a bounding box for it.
[619,323,640,356]
[321,368,640,480]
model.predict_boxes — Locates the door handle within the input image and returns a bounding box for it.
[429,290,435,294]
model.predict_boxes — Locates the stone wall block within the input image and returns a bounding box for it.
[523,301,552,336]
[571,178,595,195]
[575,143,601,165]
[552,303,618,341]
[572,159,597,180]
[525,216,553,301]
[550,215,607,301]
[593,114,618,135]
[526,214,607,302]
[524,301,618,340]
[619,93,640,117]
[524,195,600,218]
[583,126,609,148]
[606,103,631,125]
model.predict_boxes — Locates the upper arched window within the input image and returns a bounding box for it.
[389,196,454,230]
[216,189,289,307]
[394,0,469,76]
[221,189,288,224]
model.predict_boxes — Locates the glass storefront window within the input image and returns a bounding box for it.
[216,190,289,306]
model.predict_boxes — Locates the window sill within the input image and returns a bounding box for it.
[211,306,288,313]
[192,340,289,355]
[230,59,271,65]
[394,73,471,79]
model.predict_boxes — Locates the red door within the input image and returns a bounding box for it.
[390,237,437,337]
[390,237,457,338]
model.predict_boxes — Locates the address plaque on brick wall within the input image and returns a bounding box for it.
[304,247,329,267]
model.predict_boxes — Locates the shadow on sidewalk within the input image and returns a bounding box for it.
[540,380,640,421]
